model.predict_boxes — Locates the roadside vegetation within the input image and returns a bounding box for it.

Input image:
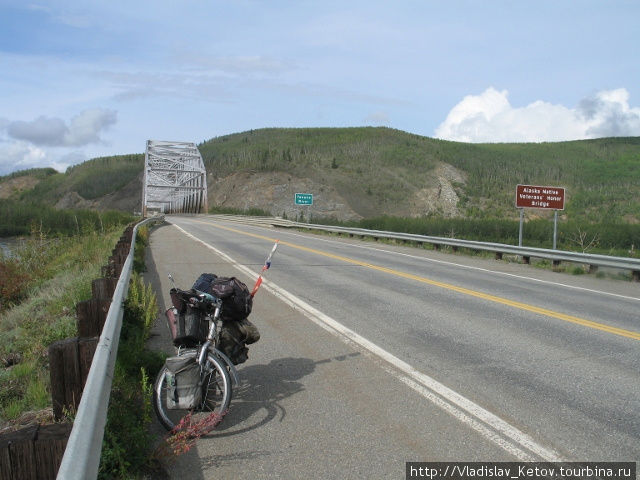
[0,212,168,478]
[99,226,166,478]
[0,199,133,236]
[314,215,639,257]
[0,213,134,426]
[209,205,272,216]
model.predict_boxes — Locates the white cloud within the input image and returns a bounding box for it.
[0,141,48,175]
[7,116,68,146]
[5,108,117,147]
[65,109,117,146]
[435,87,640,142]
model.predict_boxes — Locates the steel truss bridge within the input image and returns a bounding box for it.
[142,140,208,215]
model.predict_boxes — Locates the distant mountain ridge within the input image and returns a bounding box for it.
[2,127,639,224]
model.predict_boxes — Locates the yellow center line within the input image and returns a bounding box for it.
[191,218,640,342]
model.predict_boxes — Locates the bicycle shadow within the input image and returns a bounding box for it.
[207,352,360,439]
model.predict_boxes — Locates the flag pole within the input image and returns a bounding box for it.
[250,240,279,297]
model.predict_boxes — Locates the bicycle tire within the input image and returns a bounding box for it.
[153,350,232,433]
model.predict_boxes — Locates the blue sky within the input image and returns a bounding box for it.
[1,0,639,175]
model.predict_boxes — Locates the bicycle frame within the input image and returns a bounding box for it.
[195,298,239,385]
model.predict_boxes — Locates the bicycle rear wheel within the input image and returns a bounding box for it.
[153,350,232,433]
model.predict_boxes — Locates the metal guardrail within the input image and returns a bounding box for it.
[57,215,163,480]
[208,215,640,279]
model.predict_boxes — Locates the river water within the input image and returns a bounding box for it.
[0,238,19,258]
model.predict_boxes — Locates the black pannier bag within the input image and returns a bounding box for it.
[212,277,253,321]
[166,288,209,347]
[192,274,253,322]
[192,272,217,293]
[191,273,259,364]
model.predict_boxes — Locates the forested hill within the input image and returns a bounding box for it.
[2,128,640,224]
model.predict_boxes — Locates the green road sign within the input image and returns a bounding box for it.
[294,193,313,205]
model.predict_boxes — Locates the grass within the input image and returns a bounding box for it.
[0,223,132,426]
[209,205,272,216]
[0,215,186,477]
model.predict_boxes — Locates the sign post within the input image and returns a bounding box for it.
[515,185,566,249]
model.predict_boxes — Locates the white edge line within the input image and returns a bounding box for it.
[171,223,565,462]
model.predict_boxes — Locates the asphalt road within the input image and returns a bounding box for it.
[144,215,640,479]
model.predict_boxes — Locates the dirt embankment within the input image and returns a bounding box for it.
[0,176,41,199]
[208,164,466,221]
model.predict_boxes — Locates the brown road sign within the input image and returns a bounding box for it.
[516,184,565,210]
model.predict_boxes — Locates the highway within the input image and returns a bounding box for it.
[144,215,640,479]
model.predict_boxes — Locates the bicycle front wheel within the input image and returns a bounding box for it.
[153,351,232,433]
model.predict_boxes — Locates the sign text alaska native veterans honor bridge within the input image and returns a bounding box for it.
[516,185,566,249]
[516,185,565,210]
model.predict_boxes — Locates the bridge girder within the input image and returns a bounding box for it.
[142,140,208,215]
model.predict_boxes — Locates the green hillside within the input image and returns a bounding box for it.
[2,128,640,225]
[3,154,143,205]
[199,128,640,222]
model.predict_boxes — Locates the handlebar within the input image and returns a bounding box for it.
[169,287,222,313]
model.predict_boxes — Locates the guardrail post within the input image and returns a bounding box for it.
[48,339,82,421]
[34,424,72,480]
[92,278,117,299]
[0,424,38,480]
[76,300,109,338]
[0,423,72,480]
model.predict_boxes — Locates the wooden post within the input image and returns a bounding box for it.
[48,337,99,421]
[0,423,71,480]
[78,337,98,386]
[49,339,81,421]
[34,423,72,480]
[0,424,38,480]
[91,277,117,301]
[76,299,110,338]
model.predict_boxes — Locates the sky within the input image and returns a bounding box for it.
[1,0,639,175]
